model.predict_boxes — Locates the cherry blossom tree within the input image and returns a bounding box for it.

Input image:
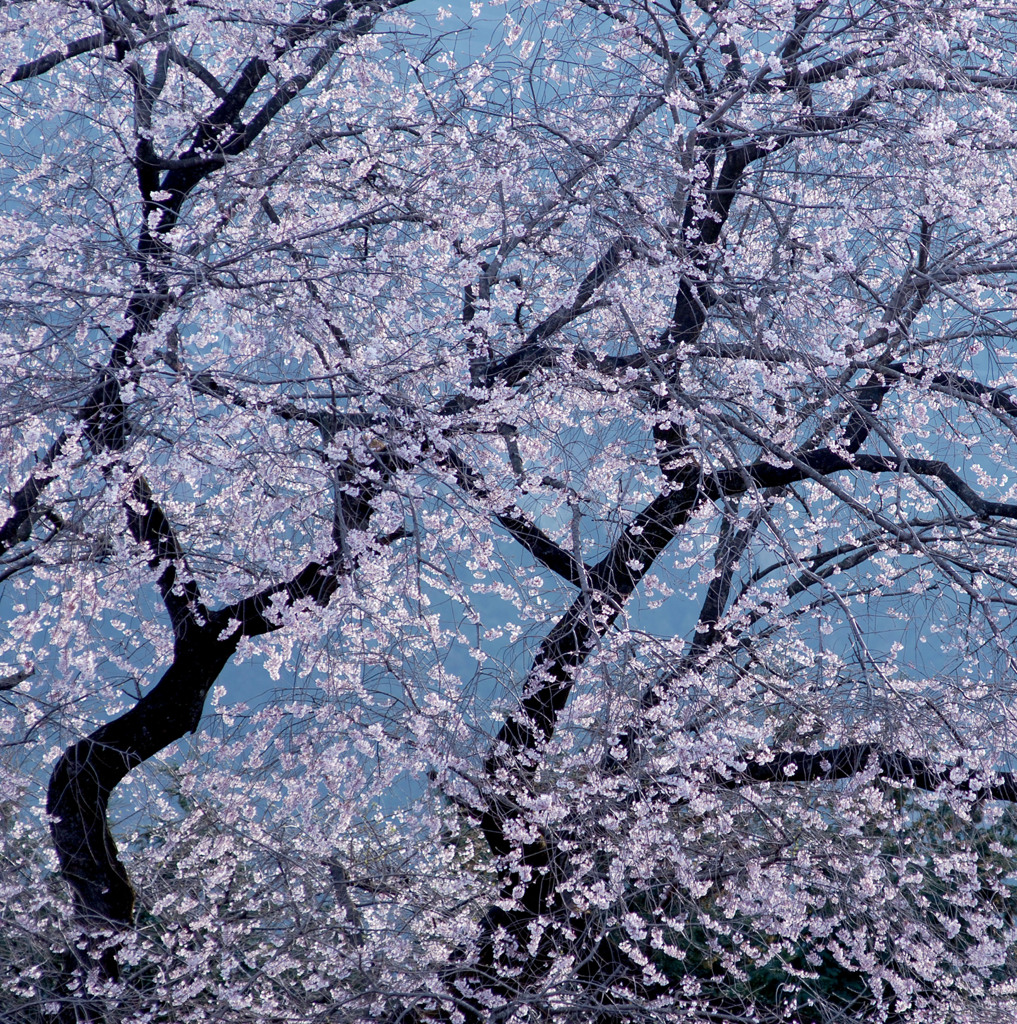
[3,0,1017,1021]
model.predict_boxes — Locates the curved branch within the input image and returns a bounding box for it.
[47,460,393,970]
[47,623,241,935]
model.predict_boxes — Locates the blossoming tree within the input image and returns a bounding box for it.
[3,0,1017,1021]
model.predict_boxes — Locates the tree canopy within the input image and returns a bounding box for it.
[2,1,1017,1021]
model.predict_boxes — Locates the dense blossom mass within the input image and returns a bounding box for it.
[2,1,1017,1021]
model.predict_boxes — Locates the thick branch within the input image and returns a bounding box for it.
[3,28,119,82]
[442,448,593,587]
[717,744,1017,803]
[125,476,204,636]
[46,625,239,928]
[883,361,1017,419]
[853,454,1017,518]
[489,445,1017,777]
[478,238,633,388]
[487,465,704,769]
[0,432,67,556]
